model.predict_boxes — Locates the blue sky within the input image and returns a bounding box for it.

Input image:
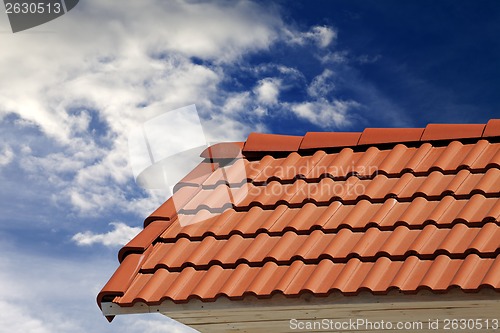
[0,1,499,332]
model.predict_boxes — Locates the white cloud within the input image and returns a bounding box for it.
[254,78,281,105]
[311,26,337,48]
[307,69,335,98]
[290,99,359,128]
[72,222,141,247]
[0,144,14,166]
[286,25,337,48]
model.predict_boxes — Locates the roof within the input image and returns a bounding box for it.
[98,119,500,318]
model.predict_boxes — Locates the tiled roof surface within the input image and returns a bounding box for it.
[98,120,500,311]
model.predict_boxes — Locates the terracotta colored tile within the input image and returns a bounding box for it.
[358,128,424,145]
[389,255,422,290]
[97,253,145,306]
[438,223,473,253]
[469,223,500,252]
[270,152,303,181]
[482,256,500,287]
[300,132,361,150]
[377,144,412,175]
[134,269,173,304]
[176,162,218,190]
[279,261,308,293]
[429,140,465,171]
[191,265,227,299]
[118,273,152,305]
[421,124,485,141]
[217,264,254,296]
[359,257,393,290]
[483,119,500,137]
[243,133,303,152]
[200,142,244,159]
[460,140,490,169]
[373,201,401,227]
[331,258,364,292]
[426,196,456,224]
[284,262,314,294]
[377,226,412,256]
[353,146,380,175]
[471,143,500,169]
[419,255,456,290]
[303,260,338,292]
[122,221,172,259]
[308,148,355,179]
[469,167,500,194]
[145,198,178,226]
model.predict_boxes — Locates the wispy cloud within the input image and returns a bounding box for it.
[285,25,337,48]
[307,69,336,98]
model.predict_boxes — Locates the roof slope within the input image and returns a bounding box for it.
[98,120,500,312]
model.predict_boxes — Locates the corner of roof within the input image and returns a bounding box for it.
[144,197,177,228]
[118,220,171,262]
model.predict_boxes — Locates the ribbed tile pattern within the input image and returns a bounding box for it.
[98,122,500,310]
[188,141,500,188]
[179,168,500,212]
[115,255,500,305]
[163,194,500,239]
[144,223,500,270]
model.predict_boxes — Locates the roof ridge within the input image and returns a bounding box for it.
[241,119,500,155]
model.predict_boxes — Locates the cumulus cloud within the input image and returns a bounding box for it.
[72,222,141,247]
[254,78,281,105]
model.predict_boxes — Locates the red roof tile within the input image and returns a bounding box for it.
[421,123,485,141]
[358,127,424,145]
[484,119,500,138]
[243,133,303,152]
[300,132,361,149]
[98,120,500,314]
